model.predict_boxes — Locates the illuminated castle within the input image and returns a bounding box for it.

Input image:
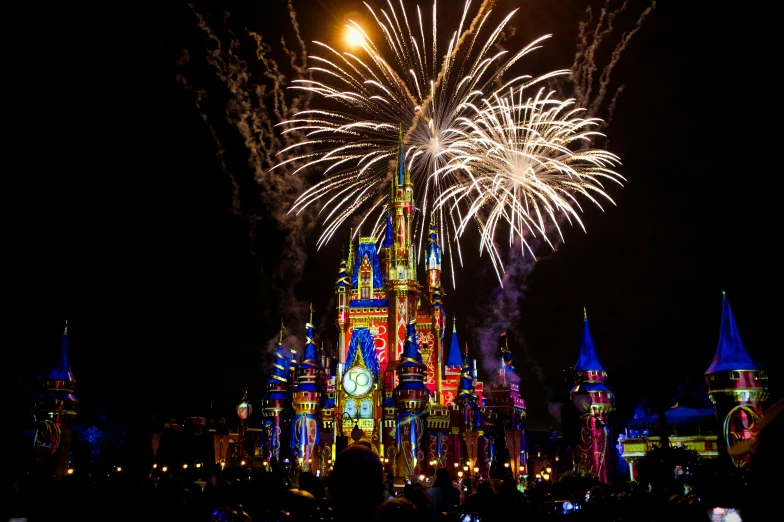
[260,134,529,482]
[34,322,78,478]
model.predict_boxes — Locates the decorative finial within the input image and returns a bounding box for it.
[465,341,469,358]
[64,320,68,334]
[452,313,457,332]
[583,306,587,320]
[279,320,285,343]
[722,290,726,297]
[309,302,314,324]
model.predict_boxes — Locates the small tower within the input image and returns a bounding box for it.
[335,250,351,371]
[34,322,78,478]
[386,129,421,368]
[292,306,326,470]
[705,292,768,468]
[262,322,291,461]
[569,308,614,483]
[394,321,429,478]
[426,218,445,404]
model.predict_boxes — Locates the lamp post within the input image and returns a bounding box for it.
[332,411,360,461]
[236,387,252,459]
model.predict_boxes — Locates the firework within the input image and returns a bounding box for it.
[434,86,624,281]
[275,0,567,285]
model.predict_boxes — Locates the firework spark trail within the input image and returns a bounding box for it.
[180,3,319,349]
[569,0,656,127]
[277,0,562,288]
[434,86,624,282]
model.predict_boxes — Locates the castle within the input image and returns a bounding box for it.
[33,143,771,486]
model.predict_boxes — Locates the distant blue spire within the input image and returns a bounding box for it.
[706,292,762,373]
[447,315,463,367]
[457,352,475,399]
[400,322,423,367]
[268,341,290,384]
[383,213,393,249]
[49,321,75,382]
[574,307,607,372]
[300,317,321,370]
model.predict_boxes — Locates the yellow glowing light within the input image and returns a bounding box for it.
[546,467,552,474]
[220,462,225,469]
[162,466,168,473]
[458,471,463,478]
[66,468,74,475]
[182,464,188,469]
[240,460,246,466]
[504,462,509,468]
[345,27,363,47]
[454,462,459,468]
[116,467,123,472]
[555,455,559,462]
[419,474,425,482]
[195,462,202,468]
[152,463,158,469]
[473,467,479,473]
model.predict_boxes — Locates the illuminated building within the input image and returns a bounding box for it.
[619,292,769,479]
[705,291,768,468]
[569,308,614,483]
[34,322,78,478]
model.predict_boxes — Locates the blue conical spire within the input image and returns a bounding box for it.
[335,249,350,289]
[300,305,322,370]
[400,322,423,367]
[706,292,762,373]
[50,321,75,382]
[268,339,290,384]
[447,314,463,367]
[574,307,607,372]
[457,348,475,399]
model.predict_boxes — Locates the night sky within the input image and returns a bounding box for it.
[8,0,780,443]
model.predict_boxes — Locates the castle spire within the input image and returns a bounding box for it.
[457,348,476,400]
[706,291,762,373]
[574,308,607,372]
[50,321,75,382]
[447,314,463,367]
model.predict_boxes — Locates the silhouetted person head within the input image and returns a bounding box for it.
[432,468,452,489]
[328,444,384,522]
[378,497,419,522]
[298,471,326,501]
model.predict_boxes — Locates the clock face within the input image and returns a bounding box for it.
[360,399,373,418]
[343,366,373,397]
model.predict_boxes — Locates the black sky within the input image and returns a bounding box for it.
[7,0,781,439]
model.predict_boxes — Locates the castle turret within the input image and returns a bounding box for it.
[427,218,445,404]
[386,129,422,377]
[569,308,614,483]
[335,250,351,371]
[447,315,464,369]
[262,323,291,461]
[705,292,768,468]
[34,322,78,478]
[292,306,326,470]
[394,321,429,478]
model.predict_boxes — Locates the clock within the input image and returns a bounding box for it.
[343,366,373,397]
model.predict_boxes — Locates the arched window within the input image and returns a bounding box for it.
[360,255,372,299]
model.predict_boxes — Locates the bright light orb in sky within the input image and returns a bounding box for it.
[345,27,362,47]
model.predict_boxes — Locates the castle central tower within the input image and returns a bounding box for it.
[386,130,421,380]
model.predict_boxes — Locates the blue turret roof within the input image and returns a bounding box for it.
[268,341,290,384]
[300,319,321,370]
[335,251,350,289]
[574,308,607,372]
[346,327,379,379]
[447,315,463,367]
[457,353,475,399]
[351,241,385,289]
[400,322,424,367]
[706,292,762,373]
[49,322,75,382]
[383,213,393,249]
